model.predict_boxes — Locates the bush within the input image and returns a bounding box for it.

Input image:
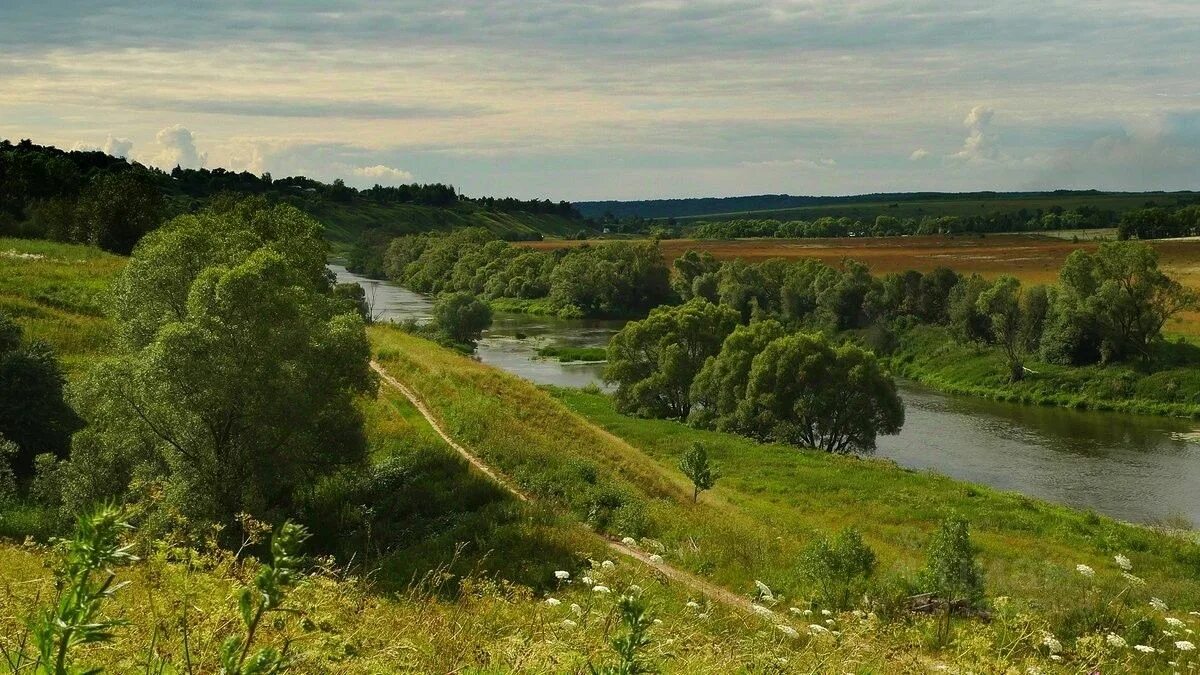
[919,515,985,642]
[798,527,877,610]
[433,292,493,348]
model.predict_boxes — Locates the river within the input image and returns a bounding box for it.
[333,265,1200,526]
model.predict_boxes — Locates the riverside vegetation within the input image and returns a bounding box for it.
[2,190,1200,670]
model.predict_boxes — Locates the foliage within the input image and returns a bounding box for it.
[589,595,657,675]
[976,276,1027,381]
[2,505,137,674]
[433,292,493,348]
[677,442,716,503]
[70,172,166,254]
[604,300,738,418]
[798,527,877,610]
[65,200,376,527]
[919,515,985,642]
[0,436,16,507]
[221,522,308,675]
[0,311,81,475]
[688,320,788,429]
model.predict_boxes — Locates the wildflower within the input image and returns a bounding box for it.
[593,585,611,594]
[1152,597,1169,612]
[571,603,582,616]
[652,618,662,625]
[698,612,709,619]
[789,607,804,616]
[776,624,799,638]
[808,624,830,635]
[1191,611,1200,617]
[554,570,570,580]
[1115,554,1132,571]
[580,576,594,586]
[561,619,578,628]
[1107,633,1127,648]
[1135,645,1156,653]
[621,537,637,546]
[1042,633,1062,654]
[628,584,642,593]
[545,598,561,607]
[686,601,700,610]
[755,580,775,601]
[601,560,615,570]
[1176,640,1196,651]
[751,604,774,619]
[648,554,664,564]
[1049,655,1062,662]
[824,619,834,626]
[1123,572,1146,586]
[1076,564,1095,578]
[1168,617,1186,628]
[803,609,813,616]
[820,609,832,616]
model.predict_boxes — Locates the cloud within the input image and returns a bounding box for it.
[152,124,206,169]
[950,106,1004,163]
[909,148,929,161]
[1035,112,1200,190]
[102,134,133,158]
[352,164,414,183]
[739,157,837,169]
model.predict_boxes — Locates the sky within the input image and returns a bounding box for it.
[3,1,1199,201]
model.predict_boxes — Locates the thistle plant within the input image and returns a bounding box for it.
[589,595,657,675]
[219,521,308,675]
[1,505,138,675]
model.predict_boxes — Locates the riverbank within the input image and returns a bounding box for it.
[885,325,1200,419]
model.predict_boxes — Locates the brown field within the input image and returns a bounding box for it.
[521,235,1200,334]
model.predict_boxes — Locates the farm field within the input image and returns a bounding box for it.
[521,234,1200,334]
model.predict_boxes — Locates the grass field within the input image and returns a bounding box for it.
[521,234,1200,335]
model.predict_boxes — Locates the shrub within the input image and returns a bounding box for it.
[798,527,877,610]
[918,515,985,642]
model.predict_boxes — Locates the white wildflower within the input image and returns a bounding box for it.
[580,576,594,586]
[824,619,834,625]
[621,536,637,546]
[789,607,804,616]
[1114,554,1132,571]
[808,624,830,635]
[803,609,813,616]
[698,613,709,619]
[776,624,799,638]
[628,584,642,593]
[1135,644,1156,653]
[831,630,841,637]
[1106,633,1127,648]
[755,580,775,601]
[1123,572,1146,586]
[1042,633,1062,654]
[561,619,577,628]
[1076,564,1095,578]
[648,554,664,564]
[1176,640,1196,651]
[1049,655,1062,662]
[820,609,832,616]
[1190,611,1200,617]
[593,585,611,594]
[545,598,561,607]
[571,603,582,616]
[1152,597,1169,612]
[601,560,615,570]
[686,601,700,610]
[554,570,570,580]
[653,618,662,625]
[751,604,774,619]
[1167,617,1186,628]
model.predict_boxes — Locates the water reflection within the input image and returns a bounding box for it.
[333,265,1200,525]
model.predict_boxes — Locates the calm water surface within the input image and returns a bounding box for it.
[334,265,1200,525]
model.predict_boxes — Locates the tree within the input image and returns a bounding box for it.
[689,320,788,429]
[798,527,877,610]
[735,333,903,454]
[1057,241,1198,361]
[433,292,493,347]
[948,274,993,343]
[919,515,985,643]
[605,300,739,418]
[976,276,1026,381]
[678,442,717,502]
[0,312,81,476]
[64,202,375,526]
[72,172,165,254]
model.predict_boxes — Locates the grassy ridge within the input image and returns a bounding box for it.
[886,325,1200,418]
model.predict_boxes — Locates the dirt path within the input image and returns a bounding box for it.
[370,361,757,614]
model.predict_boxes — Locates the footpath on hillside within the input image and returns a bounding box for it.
[369,361,755,613]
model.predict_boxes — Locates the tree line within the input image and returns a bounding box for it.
[381,228,673,318]
[601,240,1196,453]
[0,139,582,253]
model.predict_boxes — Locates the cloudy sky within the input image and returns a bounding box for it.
[3,1,1199,200]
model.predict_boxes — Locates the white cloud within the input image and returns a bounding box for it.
[950,105,1004,163]
[352,164,415,183]
[739,157,836,169]
[909,148,929,161]
[102,134,133,158]
[152,124,206,169]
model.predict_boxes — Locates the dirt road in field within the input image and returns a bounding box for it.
[369,361,757,614]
